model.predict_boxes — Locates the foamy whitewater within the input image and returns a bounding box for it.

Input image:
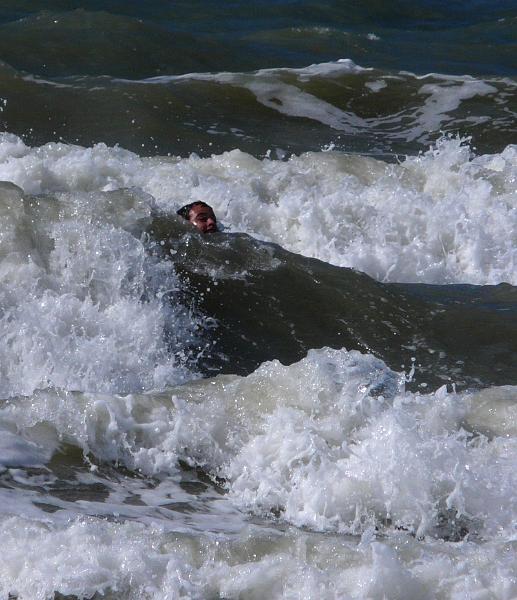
[0,127,516,598]
[0,133,515,285]
[3,350,517,598]
[0,1,516,596]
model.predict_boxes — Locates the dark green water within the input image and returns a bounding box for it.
[0,1,514,156]
[0,4,516,598]
[148,219,517,391]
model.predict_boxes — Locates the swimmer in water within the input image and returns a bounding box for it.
[176,201,218,234]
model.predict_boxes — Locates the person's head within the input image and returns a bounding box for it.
[176,201,218,233]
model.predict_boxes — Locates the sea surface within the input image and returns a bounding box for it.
[0,1,516,599]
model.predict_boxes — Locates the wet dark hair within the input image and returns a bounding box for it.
[176,201,212,220]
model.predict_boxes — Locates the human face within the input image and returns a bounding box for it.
[188,204,218,233]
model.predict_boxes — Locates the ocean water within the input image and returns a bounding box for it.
[0,1,516,599]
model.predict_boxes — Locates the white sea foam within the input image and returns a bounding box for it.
[2,348,517,598]
[365,79,386,92]
[119,60,506,150]
[0,50,514,600]
[100,57,514,165]
[0,132,514,284]
[164,350,517,541]
[4,513,517,599]
[0,430,52,468]
[245,79,369,131]
[408,79,498,142]
[2,348,517,539]
[125,60,371,133]
[128,57,368,85]
[0,177,199,398]
[0,128,515,597]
